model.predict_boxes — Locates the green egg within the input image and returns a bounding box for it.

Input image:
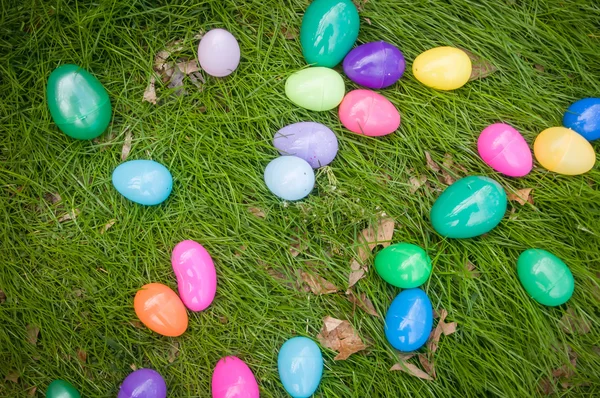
[46,380,80,398]
[374,243,432,288]
[517,249,574,306]
[285,67,345,111]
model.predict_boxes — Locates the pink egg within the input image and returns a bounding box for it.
[171,240,217,311]
[198,29,240,77]
[338,89,400,137]
[477,123,533,177]
[212,356,259,398]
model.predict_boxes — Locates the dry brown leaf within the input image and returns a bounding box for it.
[464,261,481,278]
[317,316,366,360]
[177,59,199,74]
[508,188,533,205]
[281,26,298,40]
[58,209,80,223]
[26,324,39,345]
[346,291,379,317]
[290,241,307,257]
[248,207,266,219]
[130,320,145,329]
[121,128,133,161]
[363,17,371,25]
[441,171,455,185]
[535,64,545,73]
[130,364,138,371]
[418,354,436,379]
[441,321,457,336]
[427,309,456,352]
[348,259,367,288]
[559,307,591,335]
[390,361,433,380]
[462,49,498,81]
[143,76,157,105]
[425,151,441,172]
[189,72,205,89]
[168,341,180,363]
[168,67,187,95]
[352,0,368,11]
[5,370,19,383]
[538,377,554,395]
[218,315,228,324]
[44,192,62,204]
[77,349,87,363]
[357,216,395,261]
[0,289,6,304]
[300,272,338,295]
[409,175,427,193]
[101,219,116,234]
[27,386,37,396]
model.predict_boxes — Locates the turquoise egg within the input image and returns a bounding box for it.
[112,160,173,205]
[278,337,323,398]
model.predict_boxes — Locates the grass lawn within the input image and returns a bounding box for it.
[1,0,600,396]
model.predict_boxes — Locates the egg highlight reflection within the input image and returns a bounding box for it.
[134,283,188,337]
[198,28,240,77]
[273,122,338,168]
[264,156,315,201]
[212,356,260,398]
[278,337,323,398]
[118,369,167,398]
[171,240,217,312]
[112,160,173,205]
[533,127,595,175]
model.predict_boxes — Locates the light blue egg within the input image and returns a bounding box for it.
[278,337,323,398]
[112,160,173,205]
[264,156,315,201]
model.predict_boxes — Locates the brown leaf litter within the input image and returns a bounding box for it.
[120,127,133,161]
[26,324,39,345]
[461,48,499,81]
[559,307,591,335]
[424,152,465,186]
[464,261,481,278]
[300,271,338,295]
[57,209,80,223]
[356,215,395,262]
[508,188,534,205]
[100,219,116,234]
[390,354,433,381]
[346,290,379,317]
[317,316,367,360]
[5,370,19,383]
[248,207,266,219]
[348,259,368,288]
[168,341,180,363]
[539,347,581,395]
[77,349,87,363]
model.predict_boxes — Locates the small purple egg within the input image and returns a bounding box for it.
[118,369,167,398]
[343,41,405,89]
[273,122,338,168]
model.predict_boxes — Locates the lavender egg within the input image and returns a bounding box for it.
[343,41,406,89]
[273,122,338,168]
[118,369,167,398]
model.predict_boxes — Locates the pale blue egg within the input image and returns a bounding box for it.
[112,160,173,205]
[264,156,315,201]
[278,337,323,398]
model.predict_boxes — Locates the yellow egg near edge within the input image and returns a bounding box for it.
[412,47,472,90]
[533,127,596,175]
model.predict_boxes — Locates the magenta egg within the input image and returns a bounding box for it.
[171,240,217,312]
[338,89,400,137]
[477,123,532,177]
[343,41,405,89]
[273,122,338,168]
[212,356,259,398]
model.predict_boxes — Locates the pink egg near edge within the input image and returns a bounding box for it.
[198,28,240,77]
[338,89,400,137]
[171,240,217,311]
[477,123,533,177]
[212,356,260,398]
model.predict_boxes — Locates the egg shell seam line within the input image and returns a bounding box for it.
[528,267,571,301]
[55,98,111,124]
[485,135,522,165]
[554,129,574,169]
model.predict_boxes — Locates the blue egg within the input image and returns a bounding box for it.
[112,160,173,205]
[563,97,600,141]
[277,337,323,398]
[384,288,433,352]
[264,156,315,201]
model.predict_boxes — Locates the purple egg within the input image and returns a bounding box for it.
[343,41,405,89]
[118,369,167,398]
[273,122,338,168]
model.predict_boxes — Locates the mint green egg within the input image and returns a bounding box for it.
[285,67,345,111]
[46,380,80,398]
[430,176,507,239]
[517,249,574,306]
[374,243,432,288]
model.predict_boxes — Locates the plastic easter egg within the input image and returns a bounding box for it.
[264,156,315,201]
[278,337,323,398]
[212,356,260,398]
[338,90,400,137]
[430,176,507,239]
[343,41,406,89]
[374,243,432,288]
[300,0,359,67]
[285,67,345,111]
[517,249,574,306]
[533,127,596,175]
[118,369,167,398]
[273,122,338,168]
[171,240,217,312]
[46,64,111,140]
[563,98,600,141]
[134,283,188,337]
[198,29,240,77]
[385,288,433,352]
[112,160,173,205]
[46,380,80,398]
[477,123,533,177]
[412,47,472,91]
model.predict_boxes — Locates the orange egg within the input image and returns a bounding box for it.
[134,283,188,337]
[533,127,596,175]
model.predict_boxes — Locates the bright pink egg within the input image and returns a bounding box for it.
[171,240,217,311]
[477,123,532,177]
[212,356,260,398]
[338,89,400,137]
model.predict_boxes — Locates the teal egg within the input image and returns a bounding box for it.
[430,176,507,238]
[112,160,173,205]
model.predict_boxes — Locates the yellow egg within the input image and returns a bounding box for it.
[412,47,472,90]
[533,127,596,175]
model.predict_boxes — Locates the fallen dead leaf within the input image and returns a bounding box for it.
[559,307,591,335]
[130,364,138,371]
[427,309,456,353]
[44,192,62,204]
[189,72,205,89]
[300,271,338,295]
[77,349,87,363]
[26,324,39,345]
[461,49,498,81]
[535,64,545,73]
[538,377,554,395]
[27,386,37,396]
[418,354,436,379]
[409,175,427,193]
[121,128,133,161]
[290,239,307,257]
[168,341,180,363]
[57,209,80,223]
[5,370,19,383]
[390,361,433,380]
[281,26,298,40]
[168,67,187,96]
[441,320,457,336]
[508,188,533,205]
[424,151,441,172]
[248,207,266,219]
[100,219,116,234]
[130,320,145,329]
[352,0,368,11]
[464,261,481,278]
[346,290,379,317]
[143,76,157,105]
[218,315,228,324]
[363,17,371,25]
[357,216,395,261]
[177,59,199,74]
[348,259,367,288]
[0,289,6,303]
[317,316,366,360]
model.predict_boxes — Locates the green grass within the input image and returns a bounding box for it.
[1,0,600,396]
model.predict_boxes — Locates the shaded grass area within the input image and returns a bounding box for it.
[1,0,600,396]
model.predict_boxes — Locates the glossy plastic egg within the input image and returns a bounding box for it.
[563,98,600,141]
[533,127,596,175]
[300,0,359,67]
[264,156,315,201]
[273,122,338,168]
[278,337,323,398]
[171,240,217,312]
[112,160,173,205]
[118,369,167,398]
[374,243,432,288]
[46,380,80,398]
[517,249,574,306]
[47,64,112,140]
[477,123,533,177]
[134,283,188,337]
[430,176,507,239]
[412,47,472,90]
[343,41,406,89]
[385,288,433,352]
[198,29,240,77]
[338,90,400,137]
[212,356,260,398]
[285,67,345,111]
